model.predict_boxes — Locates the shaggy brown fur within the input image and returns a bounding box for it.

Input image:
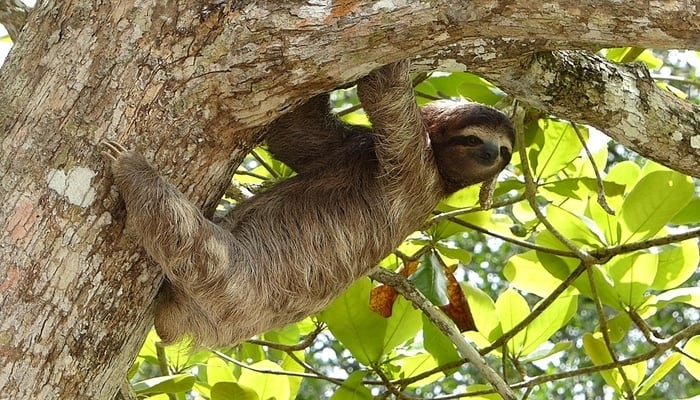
[102,61,514,347]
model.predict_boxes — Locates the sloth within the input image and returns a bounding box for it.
[102,61,515,347]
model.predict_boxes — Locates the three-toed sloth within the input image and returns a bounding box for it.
[103,61,514,347]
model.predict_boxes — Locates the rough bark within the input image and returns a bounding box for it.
[0,0,698,398]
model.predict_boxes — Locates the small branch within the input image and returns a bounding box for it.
[513,322,700,391]
[650,73,700,90]
[627,308,665,345]
[373,364,413,399]
[0,0,29,41]
[592,227,700,260]
[155,342,171,376]
[234,169,271,181]
[155,342,177,400]
[370,268,517,400]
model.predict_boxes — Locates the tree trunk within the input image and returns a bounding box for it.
[0,0,698,398]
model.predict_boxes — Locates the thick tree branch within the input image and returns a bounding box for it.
[482,51,700,178]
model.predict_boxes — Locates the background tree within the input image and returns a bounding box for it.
[0,1,698,399]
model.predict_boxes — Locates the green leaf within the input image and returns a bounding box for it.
[541,177,625,201]
[238,360,290,400]
[462,283,502,342]
[397,353,441,388]
[203,357,236,387]
[504,251,568,298]
[606,161,641,195]
[671,198,700,225]
[605,252,657,307]
[383,296,423,352]
[606,313,632,343]
[495,289,529,356]
[211,382,259,400]
[132,374,196,395]
[582,333,618,390]
[618,170,694,243]
[280,351,305,398]
[435,242,472,265]
[652,240,699,290]
[521,293,577,355]
[319,278,387,365]
[127,359,140,380]
[409,253,449,306]
[440,185,480,208]
[422,314,460,365]
[573,265,619,309]
[681,336,700,380]
[583,333,646,393]
[463,384,502,400]
[415,72,503,105]
[654,287,700,308]
[544,205,607,247]
[521,341,572,363]
[532,120,584,180]
[330,371,372,400]
[637,353,681,395]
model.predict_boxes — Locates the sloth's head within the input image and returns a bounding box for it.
[421,101,514,194]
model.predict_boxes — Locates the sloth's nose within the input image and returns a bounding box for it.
[478,143,499,165]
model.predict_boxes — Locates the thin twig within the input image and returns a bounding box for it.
[249,149,280,179]
[246,323,325,351]
[440,215,577,258]
[214,350,346,386]
[570,122,615,215]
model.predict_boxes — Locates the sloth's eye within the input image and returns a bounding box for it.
[461,135,484,147]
